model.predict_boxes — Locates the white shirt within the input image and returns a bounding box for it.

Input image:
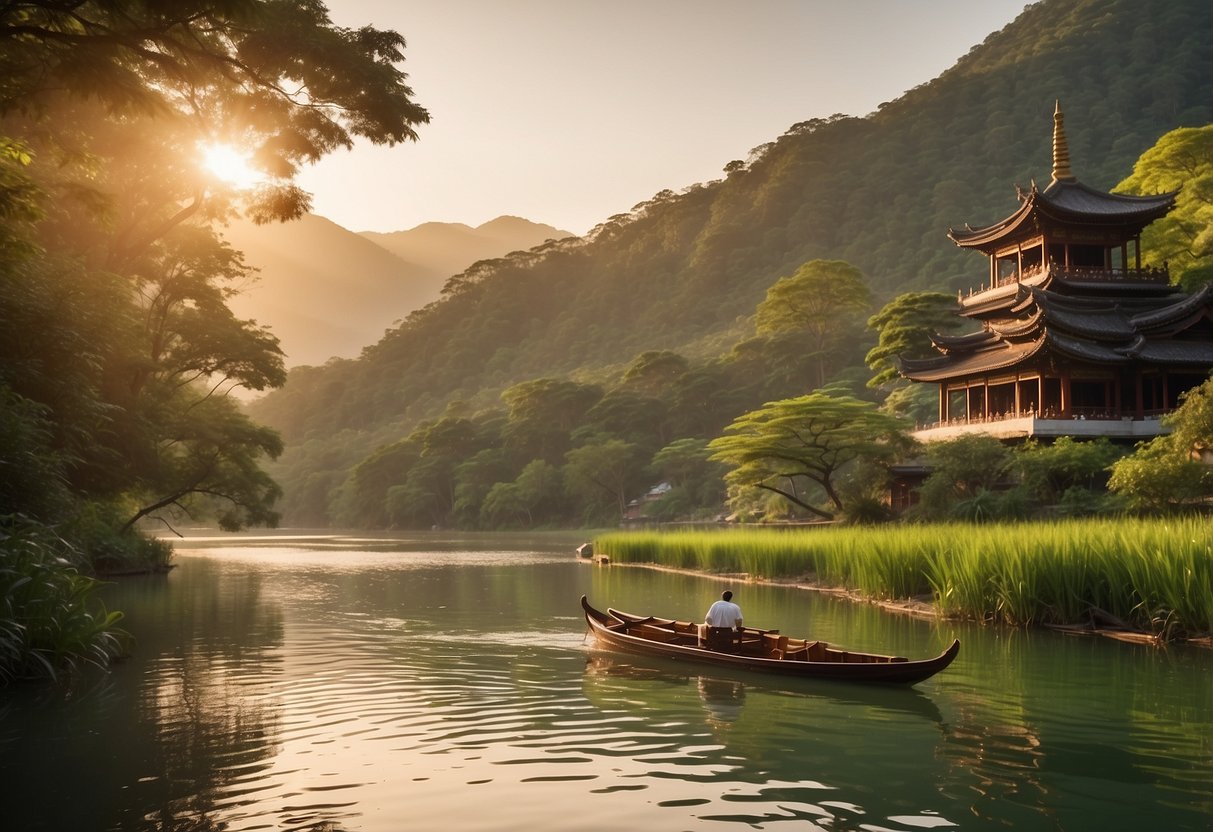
[704,599,743,628]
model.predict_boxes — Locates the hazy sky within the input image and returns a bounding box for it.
[300,1,1030,236]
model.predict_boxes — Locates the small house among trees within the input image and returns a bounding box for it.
[900,103,1213,442]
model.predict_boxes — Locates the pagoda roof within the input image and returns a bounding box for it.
[948,102,1177,251]
[899,284,1213,383]
[899,339,1043,382]
[947,180,1177,250]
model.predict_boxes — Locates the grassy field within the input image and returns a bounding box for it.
[594,518,1213,640]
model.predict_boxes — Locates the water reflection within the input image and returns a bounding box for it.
[0,536,1210,832]
[579,650,958,829]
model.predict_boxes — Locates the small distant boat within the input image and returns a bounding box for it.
[581,596,959,686]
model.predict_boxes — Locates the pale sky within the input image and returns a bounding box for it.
[301,1,1030,236]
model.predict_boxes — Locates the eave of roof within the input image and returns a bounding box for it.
[1039,178,1177,219]
[899,338,1044,382]
[948,179,1177,250]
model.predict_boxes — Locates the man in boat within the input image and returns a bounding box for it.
[700,590,743,652]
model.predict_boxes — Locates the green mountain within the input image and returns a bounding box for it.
[249,0,1213,524]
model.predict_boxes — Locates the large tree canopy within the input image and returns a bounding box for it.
[708,391,910,520]
[0,0,429,550]
[1117,124,1213,290]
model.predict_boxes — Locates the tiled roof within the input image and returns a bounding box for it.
[900,284,1213,382]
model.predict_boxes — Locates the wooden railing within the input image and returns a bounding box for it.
[917,408,1166,431]
[965,263,1171,298]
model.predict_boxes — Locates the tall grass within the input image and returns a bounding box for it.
[0,517,128,683]
[596,518,1213,640]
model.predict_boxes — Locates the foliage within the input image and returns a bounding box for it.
[0,0,430,574]
[1014,437,1124,504]
[0,517,129,683]
[755,259,872,389]
[708,391,911,520]
[865,291,963,387]
[563,439,647,525]
[1116,124,1213,290]
[1109,376,1213,511]
[910,434,1015,521]
[0,0,428,223]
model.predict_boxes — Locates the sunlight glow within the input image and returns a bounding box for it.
[201,143,264,189]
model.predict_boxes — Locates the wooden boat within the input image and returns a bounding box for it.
[581,596,959,686]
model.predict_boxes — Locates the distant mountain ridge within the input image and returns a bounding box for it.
[223,214,572,366]
[361,216,572,280]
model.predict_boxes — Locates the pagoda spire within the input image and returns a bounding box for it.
[1050,100,1075,184]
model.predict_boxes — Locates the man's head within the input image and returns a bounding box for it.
[722,590,733,602]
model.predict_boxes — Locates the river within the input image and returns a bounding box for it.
[1,532,1210,831]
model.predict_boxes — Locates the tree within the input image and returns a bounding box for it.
[1107,438,1210,512]
[1109,375,1213,510]
[650,437,728,518]
[708,391,910,520]
[513,459,566,525]
[1117,124,1213,290]
[502,378,602,464]
[0,0,430,554]
[755,260,872,390]
[0,1,428,220]
[330,437,421,528]
[621,350,690,395]
[563,440,647,524]
[865,291,963,387]
[911,434,1017,521]
[1015,437,1124,504]
[480,481,528,528]
[577,390,671,453]
[120,395,283,533]
[453,448,513,527]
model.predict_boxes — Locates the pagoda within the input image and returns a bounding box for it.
[900,103,1213,442]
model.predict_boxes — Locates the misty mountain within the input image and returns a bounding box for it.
[223,214,571,367]
[361,216,572,281]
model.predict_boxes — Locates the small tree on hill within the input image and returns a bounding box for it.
[755,260,872,389]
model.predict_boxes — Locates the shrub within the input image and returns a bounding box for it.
[0,516,129,683]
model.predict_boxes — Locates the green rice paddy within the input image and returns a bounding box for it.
[594,518,1213,640]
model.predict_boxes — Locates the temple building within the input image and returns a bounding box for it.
[900,102,1213,442]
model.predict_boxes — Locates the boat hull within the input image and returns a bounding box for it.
[581,596,959,686]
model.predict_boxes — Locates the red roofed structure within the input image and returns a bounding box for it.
[900,103,1213,442]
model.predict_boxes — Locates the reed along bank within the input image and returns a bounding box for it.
[594,518,1213,642]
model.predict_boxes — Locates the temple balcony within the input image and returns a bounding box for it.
[911,409,1169,443]
[960,263,1171,307]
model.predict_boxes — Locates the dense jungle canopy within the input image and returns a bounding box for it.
[248,0,1213,528]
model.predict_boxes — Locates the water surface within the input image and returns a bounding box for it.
[1,532,1210,831]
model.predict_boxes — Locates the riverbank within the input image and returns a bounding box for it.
[593,518,1213,646]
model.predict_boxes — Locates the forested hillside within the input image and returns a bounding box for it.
[250,0,1213,526]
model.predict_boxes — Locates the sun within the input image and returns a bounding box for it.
[201,142,264,189]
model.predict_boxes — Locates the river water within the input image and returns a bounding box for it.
[1,532,1210,831]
